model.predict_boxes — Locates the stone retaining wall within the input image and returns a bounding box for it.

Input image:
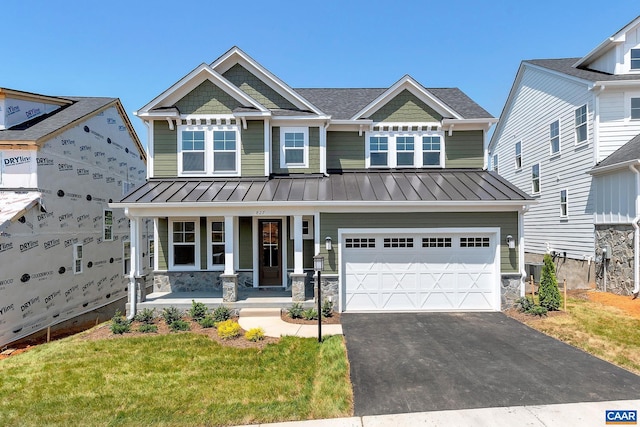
[595,225,636,295]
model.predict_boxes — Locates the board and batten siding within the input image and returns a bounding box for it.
[318,212,519,275]
[238,216,253,269]
[446,131,484,168]
[598,89,640,162]
[490,65,595,259]
[153,120,177,177]
[271,126,320,174]
[371,89,443,122]
[241,120,265,176]
[157,218,169,270]
[593,169,637,224]
[326,131,365,170]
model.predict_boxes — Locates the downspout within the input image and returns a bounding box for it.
[631,164,640,297]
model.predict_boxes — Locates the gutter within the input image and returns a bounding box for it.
[631,164,640,297]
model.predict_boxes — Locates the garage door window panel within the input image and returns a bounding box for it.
[422,237,452,248]
[460,237,490,248]
[384,237,413,248]
[345,237,376,248]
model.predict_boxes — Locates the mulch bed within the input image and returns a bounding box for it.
[280,311,341,325]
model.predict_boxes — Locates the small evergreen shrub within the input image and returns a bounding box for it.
[321,299,333,318]
[212,305,232,323]
[134,308,156,325]
[245,327,265,342]
[138,324,158,333]
[162,306,182,324]
[199,314,216,329]
[287,303,304,319]
[539,254,561,311]
[169,319,190,332]
[529,305,548,317]
[189,300,208,321]
[110,310,130,335]
[515,296,548,317]
[217,319,241,339]
[302,308,318,321]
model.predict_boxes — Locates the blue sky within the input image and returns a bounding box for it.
[2,1,635,145]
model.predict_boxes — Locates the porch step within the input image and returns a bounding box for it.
[239,308,282,318]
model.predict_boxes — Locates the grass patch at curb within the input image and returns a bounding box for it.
[0,333,352,426]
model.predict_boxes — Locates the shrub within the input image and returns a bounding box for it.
[138,324,158,333]
[245,327,265,342]
[134,308,156,325]
[110,310,130,335]
[169,320,190,332]
[162,306,182,324]
[321,299,333,318]
[212,305,232,323]
[287,303,304,319]
[302,308,318,321]
[515,296,548,317]
[199,314,216,329]
[539,254,561,311]
[529,305,548,317]
[217,319,241,339]
[189,300,208,321]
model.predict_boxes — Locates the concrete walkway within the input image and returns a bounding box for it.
[233,399,640,426]
[238,308,343,338]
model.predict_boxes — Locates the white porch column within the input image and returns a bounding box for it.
[224,215,234,275]
[294,215,304,274]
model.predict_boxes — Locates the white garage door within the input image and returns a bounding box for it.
[342,230,499,311]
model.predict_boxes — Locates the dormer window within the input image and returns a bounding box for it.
[631,49,640,70]
[178,125,240,176]
[366,131,444,168]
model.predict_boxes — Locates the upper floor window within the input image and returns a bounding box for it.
[73,243,83,274]
[178,126,239,176]
[532,163,540,195]
[422,136,442,166]
[631,98,640,120]
[515,141,522,170]
[549,120,560,155]
[631,49,640,70]
[396,136,415,167]
[369,136,388,166]
[280,127,308,168]
[560,189,568,218]
[492,154,498,173]
[367,131,444,168]
[575,105,587,144]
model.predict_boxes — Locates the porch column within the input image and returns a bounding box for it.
[291,215,306,301]
[222,215,238,302]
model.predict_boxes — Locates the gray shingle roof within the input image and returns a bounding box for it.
[295,88,493,120]
[0,97,116,142]
[596,133,640,168]
[118,170,530,204]
[526,58,640,82]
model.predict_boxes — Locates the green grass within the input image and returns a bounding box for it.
[0,333,352,426]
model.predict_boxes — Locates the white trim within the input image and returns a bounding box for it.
[293,215,303,274]
[549,118,561,156]
[153,218,159,271]
[320,123,327,174]
[365,130,445,169]
[224,216,234,275]
[206,217,225,271]
[73,243,83,275]
[280,126,309,169]
[168,218,200,271]
[560,189,569,218]
[264,119,270,176]
[177,124,241,177]
[146,121,154,179]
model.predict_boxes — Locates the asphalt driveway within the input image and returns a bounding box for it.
[342,312,640,416]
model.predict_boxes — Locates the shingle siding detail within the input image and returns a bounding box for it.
[371,89,443,122]
[175,80,240,115]
[223,64,297,110]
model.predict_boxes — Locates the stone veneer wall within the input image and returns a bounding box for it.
[595,225,636,295]
[153,271,254,293]
[501,274,522,309]
[317,276,339,311]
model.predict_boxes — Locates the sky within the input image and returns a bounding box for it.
[2,1,636,146]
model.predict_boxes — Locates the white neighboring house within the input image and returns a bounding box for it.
[0,88,149,347]
[489,15,640,295]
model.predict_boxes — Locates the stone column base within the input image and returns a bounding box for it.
[135,275,148,302]
[290,273,307,302]
[221,274,238,302]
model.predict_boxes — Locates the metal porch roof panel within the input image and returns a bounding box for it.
[118,170,531,204]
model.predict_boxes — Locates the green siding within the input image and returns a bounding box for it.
[157,218,168,270]
[223,64,297,110]
[272,127,320,174]
[238,217,253,269]
[200,217,207,269]
[371,89,443,122]
[175,80,240,115]
[318,212,519,274]
[446,131,484,168]
[241,120,265,176]
[285,218,315,269]
[153,121,177,177]
[326,131,365,170]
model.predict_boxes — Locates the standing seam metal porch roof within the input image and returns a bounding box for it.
[117,171,531,205]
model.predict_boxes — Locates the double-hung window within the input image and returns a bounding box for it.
[532,163,540,194]
[631,49,640,70]
[422,136,442,167]
[550,120,560,155]
[396,136,414,167]
[103,209,113,241]
[575,105,587,144]
[515,141,522,169]
[208,219,225,269]
[632,98,640,120]
[178,125,239,176]
[213,131,237,172]
[170,219,199,269]
[560,189,568,218]
[280,127,308,168]
[181,130,206,172]
[73,243,83,274]
[369,136,389,167]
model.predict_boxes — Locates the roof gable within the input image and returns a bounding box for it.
[175,80,241,115]
[370,89,443,122]
[222,63,298,111]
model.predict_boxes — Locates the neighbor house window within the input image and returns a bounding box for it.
[280,127,308,168]
[632,98,640,120]
[515,141,522,169]
[632,49,640,70]
[492,154,498,172]
[213,131,237,172]
[170,219,199,269]
[123,241,131,275]
[422,136,442,166]
[560,189,568,218]
[73,243,83,274]
[103,209,113,241]
[369,136,389,167]
[550,120,560,155]
[180,130,206,172]
[532,163,540,194]
[396,136,415,167]
[208,220,225,269]
[178,125,240,175]
[575,105,587,144]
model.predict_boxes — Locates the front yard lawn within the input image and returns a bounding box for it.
[0,333,352,427]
